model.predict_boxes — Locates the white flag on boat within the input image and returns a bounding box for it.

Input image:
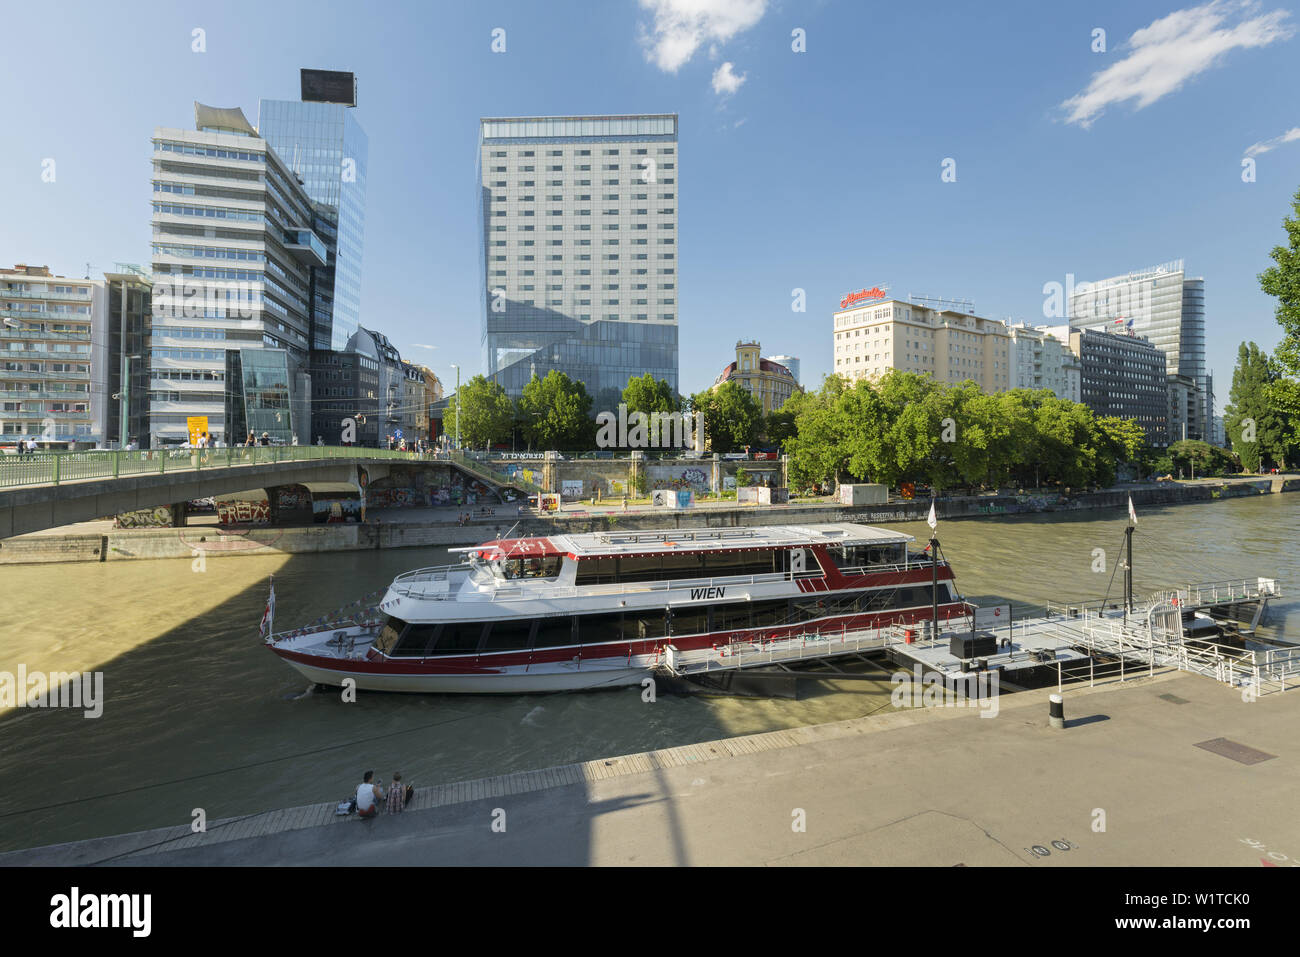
[927,500,937,531]
[1127,495,1138,526]
[259,578,276,638]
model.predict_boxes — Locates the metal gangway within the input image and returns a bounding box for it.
[660,625,888,676]
[1047,603,1300,696]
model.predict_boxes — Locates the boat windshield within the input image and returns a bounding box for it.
[493,556,563,580]
[828,543,907,569]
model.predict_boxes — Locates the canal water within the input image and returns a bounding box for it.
[0,494,1296,853]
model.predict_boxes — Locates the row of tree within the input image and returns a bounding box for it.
[445,370,784,453]
[782,371,1147,491]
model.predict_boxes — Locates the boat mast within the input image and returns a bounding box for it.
[927,499,939,639]
[1124,497,1136,621]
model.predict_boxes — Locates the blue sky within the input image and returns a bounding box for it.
[3,0,1299,408]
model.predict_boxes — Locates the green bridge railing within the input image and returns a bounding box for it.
[0,445,537,492]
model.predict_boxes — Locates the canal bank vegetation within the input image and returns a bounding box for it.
[782,371,1151,493]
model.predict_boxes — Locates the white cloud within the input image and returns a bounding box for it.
[1061,1,1293,128]
[712,61,747,96]
[1245,126,1300,155]
[638,0,767,73]
[408,343,438,350]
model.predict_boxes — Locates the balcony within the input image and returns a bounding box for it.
[0,287,93,302]
[283,228,328,266]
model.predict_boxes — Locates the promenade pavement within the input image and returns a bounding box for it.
[4,671,1296,867]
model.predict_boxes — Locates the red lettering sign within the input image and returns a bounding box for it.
[840,286,889,309]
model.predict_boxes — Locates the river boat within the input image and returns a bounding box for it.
[264,523,970,693]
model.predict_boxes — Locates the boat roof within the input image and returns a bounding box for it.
[467,523,913,561]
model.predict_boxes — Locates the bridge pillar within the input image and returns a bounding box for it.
[543,450,558,493]
[712,453,721,494]
[631,450,643,496]
[170,501,189,527]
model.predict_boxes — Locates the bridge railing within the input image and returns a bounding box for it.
[447,451,542,494]
[0,445,479,489]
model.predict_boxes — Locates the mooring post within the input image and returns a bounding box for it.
[1049,693,1064,730]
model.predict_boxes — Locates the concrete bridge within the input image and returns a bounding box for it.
[0,446,538,538]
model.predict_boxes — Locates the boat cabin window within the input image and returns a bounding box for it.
[374,616,408,655]
[829,543,906,569]
[497,556,563,580]
[483,618,535,651]
[574,549,783,586]
[432,621,487,654]
[393,623,439,656]
[533,616,576,648]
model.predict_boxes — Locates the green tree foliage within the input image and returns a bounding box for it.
[1224,342,1293,471]
[1259,185,1300,435]
[762,405,798,449]
[446,375,514,450]
[690,381,761,453]
[1167,439,1239,478]
[621,373,679,416]
[518,370,593,451]
[785,371,1154,491]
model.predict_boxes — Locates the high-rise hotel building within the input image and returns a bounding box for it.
[1068,260,1212,442]
[150,103,327,445]
[478,115,679,404]
[832,295,1013,393]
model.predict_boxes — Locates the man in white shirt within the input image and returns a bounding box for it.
[356,770,384,818]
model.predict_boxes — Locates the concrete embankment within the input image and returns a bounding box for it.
[3,476,1296,565]
[3,670,1296,866]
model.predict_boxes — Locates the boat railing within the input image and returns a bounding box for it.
[836,558,947,578]
[478,567,828,603]
[388,564,466,598]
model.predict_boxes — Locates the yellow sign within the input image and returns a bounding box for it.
[187,416,209,446]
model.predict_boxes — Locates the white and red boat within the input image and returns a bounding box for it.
[265,523,971,694]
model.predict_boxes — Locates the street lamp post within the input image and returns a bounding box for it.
[450,363,460,451]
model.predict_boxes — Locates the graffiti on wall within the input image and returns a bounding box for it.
[218,500,271,525]
[649,466,709,491]
[276,485,312,510]
[115,506,174,528]
[313,495,362,523]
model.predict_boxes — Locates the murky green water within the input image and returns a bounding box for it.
[0,494,1295,853]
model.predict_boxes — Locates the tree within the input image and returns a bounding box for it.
[690,381,761,453]
[1224,342,1291,471]
[518,371,593,451]
[1259,185,1300,438]
[762,404,798,449]
[1095,416,1147,485]
[1168,439,1238,478]
[446,375,514,450]
[622,372,679,417]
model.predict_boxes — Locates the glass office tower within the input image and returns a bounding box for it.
[259,99,369,351]
[1069,260,1212,441]
[478,115,679,406]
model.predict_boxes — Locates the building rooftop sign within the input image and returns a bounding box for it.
[839,286,889,309]
[300,69,357,107]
